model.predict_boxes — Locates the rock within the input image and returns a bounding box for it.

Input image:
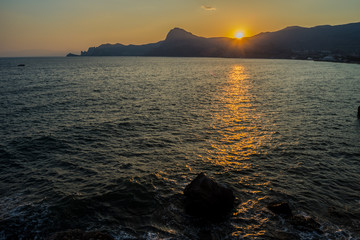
[290,215,322,233]
[267,202,293,218]
[48,229,114,240]
[267,231,300,240]
[66,53,80,57]
[327,206,355,226]
[183,173,235,219]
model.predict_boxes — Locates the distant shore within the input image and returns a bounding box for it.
[66,53,360,64]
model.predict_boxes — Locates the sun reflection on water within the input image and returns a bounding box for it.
[203,64,273,238]
[205,65,269,169]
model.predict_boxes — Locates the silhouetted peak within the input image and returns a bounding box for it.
[281,26,306,31]
[165,28,199,41]
[254,26,306,37]
[98,43,124,48]
[312,25,331,30]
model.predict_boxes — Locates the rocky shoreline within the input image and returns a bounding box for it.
[48,173,325,240]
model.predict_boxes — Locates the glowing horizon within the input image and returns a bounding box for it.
[235,31,245,39]
[1,0,360,57]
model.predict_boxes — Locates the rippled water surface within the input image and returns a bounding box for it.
[1,57,360,239]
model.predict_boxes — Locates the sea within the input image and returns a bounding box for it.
[0,57,359,240]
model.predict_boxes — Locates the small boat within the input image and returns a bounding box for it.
[17,64,25,67]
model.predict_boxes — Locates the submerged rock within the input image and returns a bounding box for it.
[267,201,322,233]
[267,202,293,218]
[290,215,322,233]
[267,230,300,240]
[49,229,114,240]
[183,173,235,219]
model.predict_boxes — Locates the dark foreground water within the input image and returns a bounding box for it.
[0,57,360,239]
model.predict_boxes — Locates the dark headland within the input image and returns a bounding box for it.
[67,22,360,63]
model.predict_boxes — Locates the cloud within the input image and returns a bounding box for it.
[201,5,216,11]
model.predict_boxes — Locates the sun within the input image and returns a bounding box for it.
[235,31,245,39]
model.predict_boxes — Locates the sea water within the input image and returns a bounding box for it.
[0,57,360,239]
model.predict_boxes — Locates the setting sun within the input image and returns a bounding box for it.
[235,32,245,39]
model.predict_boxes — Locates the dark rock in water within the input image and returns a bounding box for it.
[66,53,80,57]
[327,206,356,227]
[17,64,25,67]
[267,230,300,240]
[267,202,293,218]
[184,172,235,219]
[267,201,321,233]
[290,215,322,233]
[49,229,114,240]
[358,105,360,118]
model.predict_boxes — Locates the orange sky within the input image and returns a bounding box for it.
[1,0,359,56]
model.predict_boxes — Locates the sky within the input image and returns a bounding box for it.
[1,0,360,57]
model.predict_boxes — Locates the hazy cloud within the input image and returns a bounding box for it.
[201,5,216,11]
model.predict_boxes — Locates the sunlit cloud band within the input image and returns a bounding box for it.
[201,5,216,11]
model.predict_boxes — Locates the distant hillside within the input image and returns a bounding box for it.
[147,28,239,57]
[69,22,360,60]
[249,22,360,55]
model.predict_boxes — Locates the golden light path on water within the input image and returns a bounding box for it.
[207,64,270,167]
[204,64,273,238]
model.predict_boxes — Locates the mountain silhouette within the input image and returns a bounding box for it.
[248,22,360,54]
[70,22,360,60]
[165,28,200,41]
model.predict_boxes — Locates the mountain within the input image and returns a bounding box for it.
[248,22,360,55]
[71,22,360,60]
[147,28,239,57]
[165,28,200,41]
[76,28,235,57]
[78,42,163,56]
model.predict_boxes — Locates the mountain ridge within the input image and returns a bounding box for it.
[69,22,360,61]
[165,28,201,41]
